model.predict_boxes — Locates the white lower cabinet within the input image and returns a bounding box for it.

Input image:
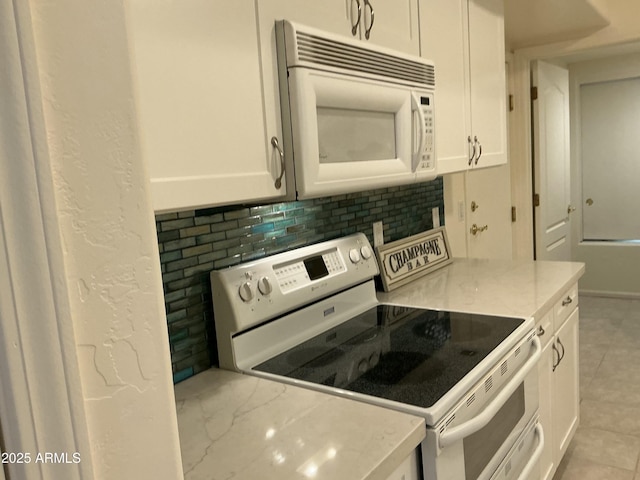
[536,286,580,480]
[552,308,579,460]
[386,448,420,480]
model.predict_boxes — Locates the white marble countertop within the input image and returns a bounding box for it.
[175,368,425,480]
[378,257,585,321]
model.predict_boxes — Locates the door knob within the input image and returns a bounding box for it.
[586,198,594,206]
[567,205,576,214]
[470,224,488,235]
[471,201,479,212]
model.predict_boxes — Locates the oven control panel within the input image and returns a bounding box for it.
[274,249,346,293]
[211,233,379,337]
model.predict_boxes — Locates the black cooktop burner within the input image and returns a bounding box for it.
[253,304,524,409]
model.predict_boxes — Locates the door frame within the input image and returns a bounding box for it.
[508,53,535,260]
[0,1,93,478]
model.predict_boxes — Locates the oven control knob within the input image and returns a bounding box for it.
[238,282,254,303]
[349,248,361,263]
[257,276,272,296]
[360,245,372,260]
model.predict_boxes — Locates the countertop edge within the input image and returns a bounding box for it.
[531,262,585,321]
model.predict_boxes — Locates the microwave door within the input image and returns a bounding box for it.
[287,68,415,198]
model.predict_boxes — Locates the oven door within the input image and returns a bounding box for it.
[423,336,541,480]
[287,68,434,198]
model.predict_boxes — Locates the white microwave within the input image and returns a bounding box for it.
[275,20,437,199]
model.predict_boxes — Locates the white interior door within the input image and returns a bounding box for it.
[532,60,572,261]
[466,165,513,259]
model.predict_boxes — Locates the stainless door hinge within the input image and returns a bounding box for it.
[509,94,514,112]
[531,86,538,101]
[533,193,540,207]
[511,206,517,222]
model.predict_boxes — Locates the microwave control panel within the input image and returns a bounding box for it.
[417,92,435,172]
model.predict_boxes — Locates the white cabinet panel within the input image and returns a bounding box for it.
[535,287,580,480]
[258,0,352,38]
[467,0,508,169]
[363,0,420,55]
[538,339,556,480]
[258,0,419,54]
[420,0,471,173]
[553,307,580,460]
[129,0,286,212]
[420,0,507,174]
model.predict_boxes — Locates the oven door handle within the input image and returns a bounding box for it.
[516,424,545,480]
[439,336,542,449]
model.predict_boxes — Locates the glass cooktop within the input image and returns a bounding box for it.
[253,304,525,409]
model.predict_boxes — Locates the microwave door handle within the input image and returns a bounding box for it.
[515,424,545,480]
[411,93,426,171]
[438,336,542,449]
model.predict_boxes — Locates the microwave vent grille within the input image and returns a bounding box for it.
[295,31,435,87]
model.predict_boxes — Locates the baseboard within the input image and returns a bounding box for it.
[579,289,640,300]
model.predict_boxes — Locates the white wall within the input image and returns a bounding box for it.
[19,0,184,477]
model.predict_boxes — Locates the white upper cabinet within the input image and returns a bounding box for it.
[468,0,508,169]
[358,0,420,55]
[259,0,419,55]
[129,0,287,212]
[420,0,507,174]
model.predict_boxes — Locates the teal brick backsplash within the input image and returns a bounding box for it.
[157,179,444,384]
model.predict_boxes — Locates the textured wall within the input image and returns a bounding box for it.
[30,0,183,478]
[156,180,444,383]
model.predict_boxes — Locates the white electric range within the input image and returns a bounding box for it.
[211,233,544,480]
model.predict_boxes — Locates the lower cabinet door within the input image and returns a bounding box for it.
[537,339,555,480]
[553,308,580,461]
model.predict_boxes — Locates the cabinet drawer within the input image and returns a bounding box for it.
[536,310,554,349]
[554,283,578,330]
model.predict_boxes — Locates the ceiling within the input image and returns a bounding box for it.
[505,0,610,50]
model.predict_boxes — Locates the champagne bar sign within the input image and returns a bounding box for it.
[376,227,452,291]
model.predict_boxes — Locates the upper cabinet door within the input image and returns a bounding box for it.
[467,0,508,169]
[129,0,287,212]
[420,0,471,174]
[257,0,353,38]
[257,0,420,54]
[419,0,507,174]
[361,0,420,55]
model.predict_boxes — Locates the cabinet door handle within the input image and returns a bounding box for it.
[474,136,482,165]
[536,325,545,337]
[363,0,375,39]
[351,0,361,36]
[562,296,573,306]
[271,136,285,189]
[552,342,560,372]
[557,337,565,364]
[468,136,476,166]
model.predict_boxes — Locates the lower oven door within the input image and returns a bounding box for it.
[423,335,541,480]
[490,416,544,480]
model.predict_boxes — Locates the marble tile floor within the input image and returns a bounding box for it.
[554,295,640,480]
